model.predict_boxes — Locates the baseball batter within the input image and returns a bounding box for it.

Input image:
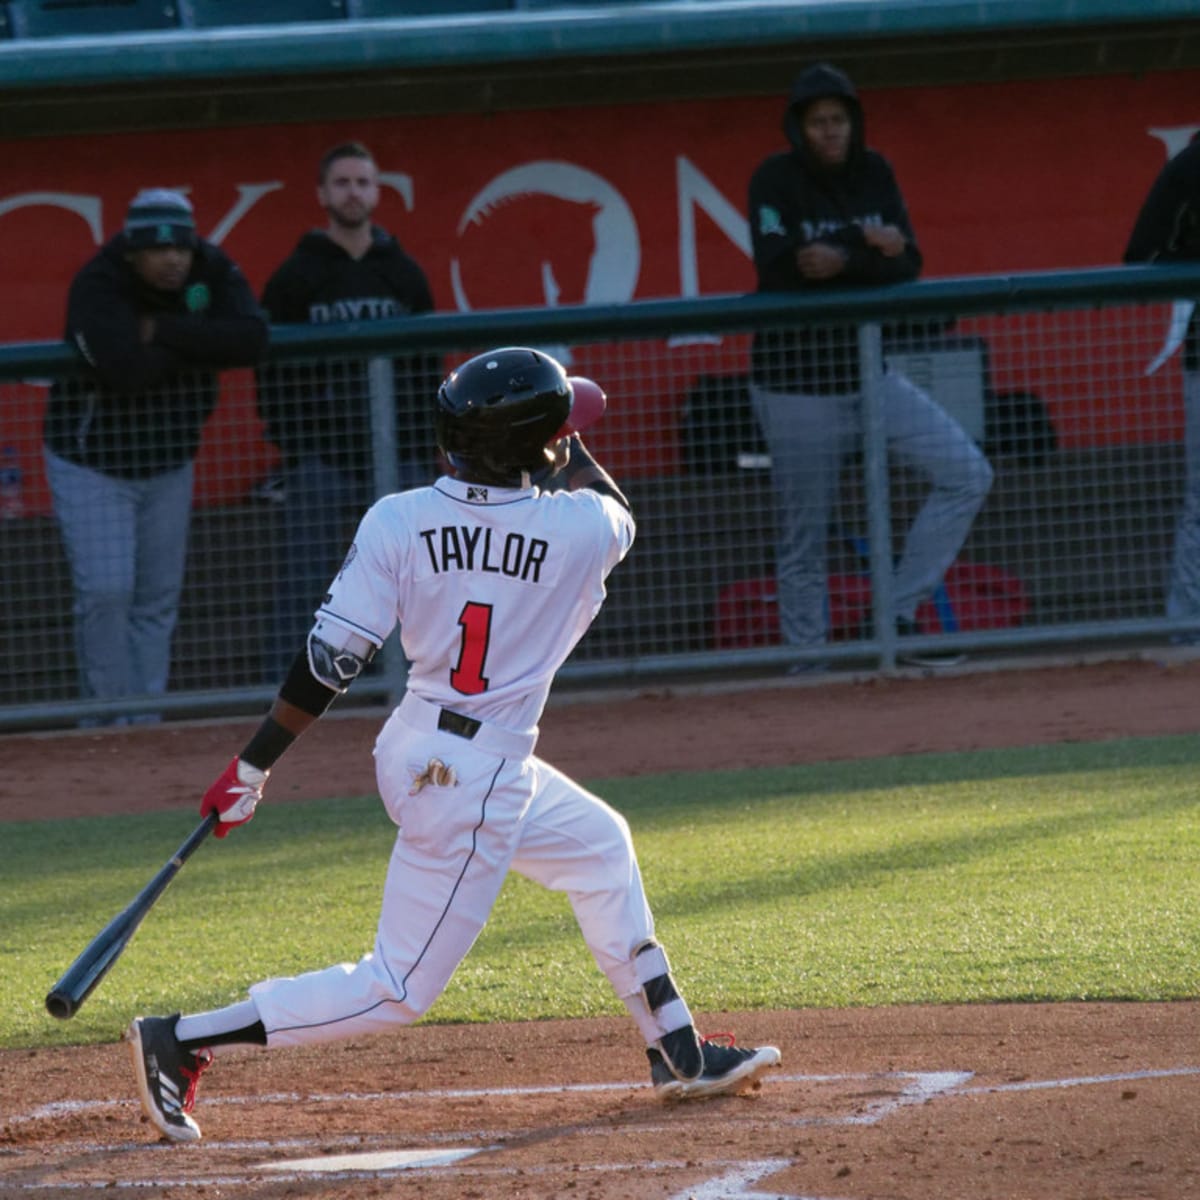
[126,346,781,1142]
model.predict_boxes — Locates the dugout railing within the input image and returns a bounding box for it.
[1,262,1199,730]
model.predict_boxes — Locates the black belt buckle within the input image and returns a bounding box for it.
[438,708,481,739]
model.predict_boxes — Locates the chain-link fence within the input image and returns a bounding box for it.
[1,265,1197,729]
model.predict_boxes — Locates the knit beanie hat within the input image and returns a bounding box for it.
[123,188,197,250]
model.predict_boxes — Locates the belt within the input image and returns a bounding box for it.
[437,708,482,739]
[397,692,537,759]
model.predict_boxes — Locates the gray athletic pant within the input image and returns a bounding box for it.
[750,369,994,647]
[1167,370,1200,629]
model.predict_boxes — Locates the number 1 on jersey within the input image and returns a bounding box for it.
[451,601,492,694]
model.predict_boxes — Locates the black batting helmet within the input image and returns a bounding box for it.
[436,347,572,485]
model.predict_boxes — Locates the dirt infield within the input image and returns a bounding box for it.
[3,657,1200,1198]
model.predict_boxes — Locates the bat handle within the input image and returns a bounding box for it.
[185,812,219,854]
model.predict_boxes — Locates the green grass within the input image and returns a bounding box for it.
[3,734,1199,1049]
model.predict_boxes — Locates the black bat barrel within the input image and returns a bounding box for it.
[45,903,150,1019]
[44,813,216,1020]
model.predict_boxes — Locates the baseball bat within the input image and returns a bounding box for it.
[44,812,217,1020]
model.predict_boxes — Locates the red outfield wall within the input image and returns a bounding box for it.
[1,69,1197,507]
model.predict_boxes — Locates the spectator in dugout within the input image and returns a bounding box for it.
[746,63,993,670]
[255,141,440,680]
[42,188,268,724]
[1124,131,1200,641]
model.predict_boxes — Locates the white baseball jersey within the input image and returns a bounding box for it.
[314,475,634,731]
[249,471,676,1050]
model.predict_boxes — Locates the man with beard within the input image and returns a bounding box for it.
[257,142,439,677]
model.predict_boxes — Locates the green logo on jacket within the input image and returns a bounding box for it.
[184,283,211,313]
[758,205,786,238]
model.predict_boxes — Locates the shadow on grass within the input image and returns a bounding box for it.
[594,733,1199,824]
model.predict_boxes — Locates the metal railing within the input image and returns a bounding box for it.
[2,261,1199,730]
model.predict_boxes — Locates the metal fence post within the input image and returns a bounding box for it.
[857,321,897,669]
[367,354,409,705]
[368,355,399,498]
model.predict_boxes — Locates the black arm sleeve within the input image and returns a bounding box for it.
[562,437,631,512]
[277,649,340,717]
[241,717,297,772]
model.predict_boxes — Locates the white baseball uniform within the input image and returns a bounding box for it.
[249,474,671,1047]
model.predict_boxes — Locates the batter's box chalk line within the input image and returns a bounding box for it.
[12,1066,1200,1197]
[17,1065,1200,1130]
[14,1068,955,1127]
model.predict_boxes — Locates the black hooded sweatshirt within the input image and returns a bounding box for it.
[256,226,438,477]
[748,63,922,394]
[1123,131,1200,373]
[44,235,268,479]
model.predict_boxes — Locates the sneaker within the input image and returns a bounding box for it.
[896,617,967,668]
[648,1032,781,1101]
[249,473,286,505]
[786,659,831,676]
[125,1014,212,1143]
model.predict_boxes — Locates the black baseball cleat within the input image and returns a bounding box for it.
[655,1023,704,1081]
[125,1014,212,1143]
[648,1032,781,1101]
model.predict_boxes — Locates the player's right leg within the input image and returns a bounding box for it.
[635,938,781,1098]
[125,1014,212,1142]
[511,761,781,1099]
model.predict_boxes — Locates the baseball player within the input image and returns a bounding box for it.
[125,347,781,1142]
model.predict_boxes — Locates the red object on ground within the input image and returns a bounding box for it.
[712,562,1031,648]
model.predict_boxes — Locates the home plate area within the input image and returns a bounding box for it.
[6,1065,961,1197]
[4,1005,1200,1198]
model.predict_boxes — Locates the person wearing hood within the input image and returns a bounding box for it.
[1124,131,1200,639]
[43,188,268,722]
[256,140,439,678]
[747,64,993,668]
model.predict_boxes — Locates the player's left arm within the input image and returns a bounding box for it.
[555,433,630,512]
[199,626,377,837]
[201,509,396,836]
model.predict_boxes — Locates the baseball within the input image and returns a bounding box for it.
[561,376,607,435]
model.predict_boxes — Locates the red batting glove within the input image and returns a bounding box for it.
[201,757,269,839]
